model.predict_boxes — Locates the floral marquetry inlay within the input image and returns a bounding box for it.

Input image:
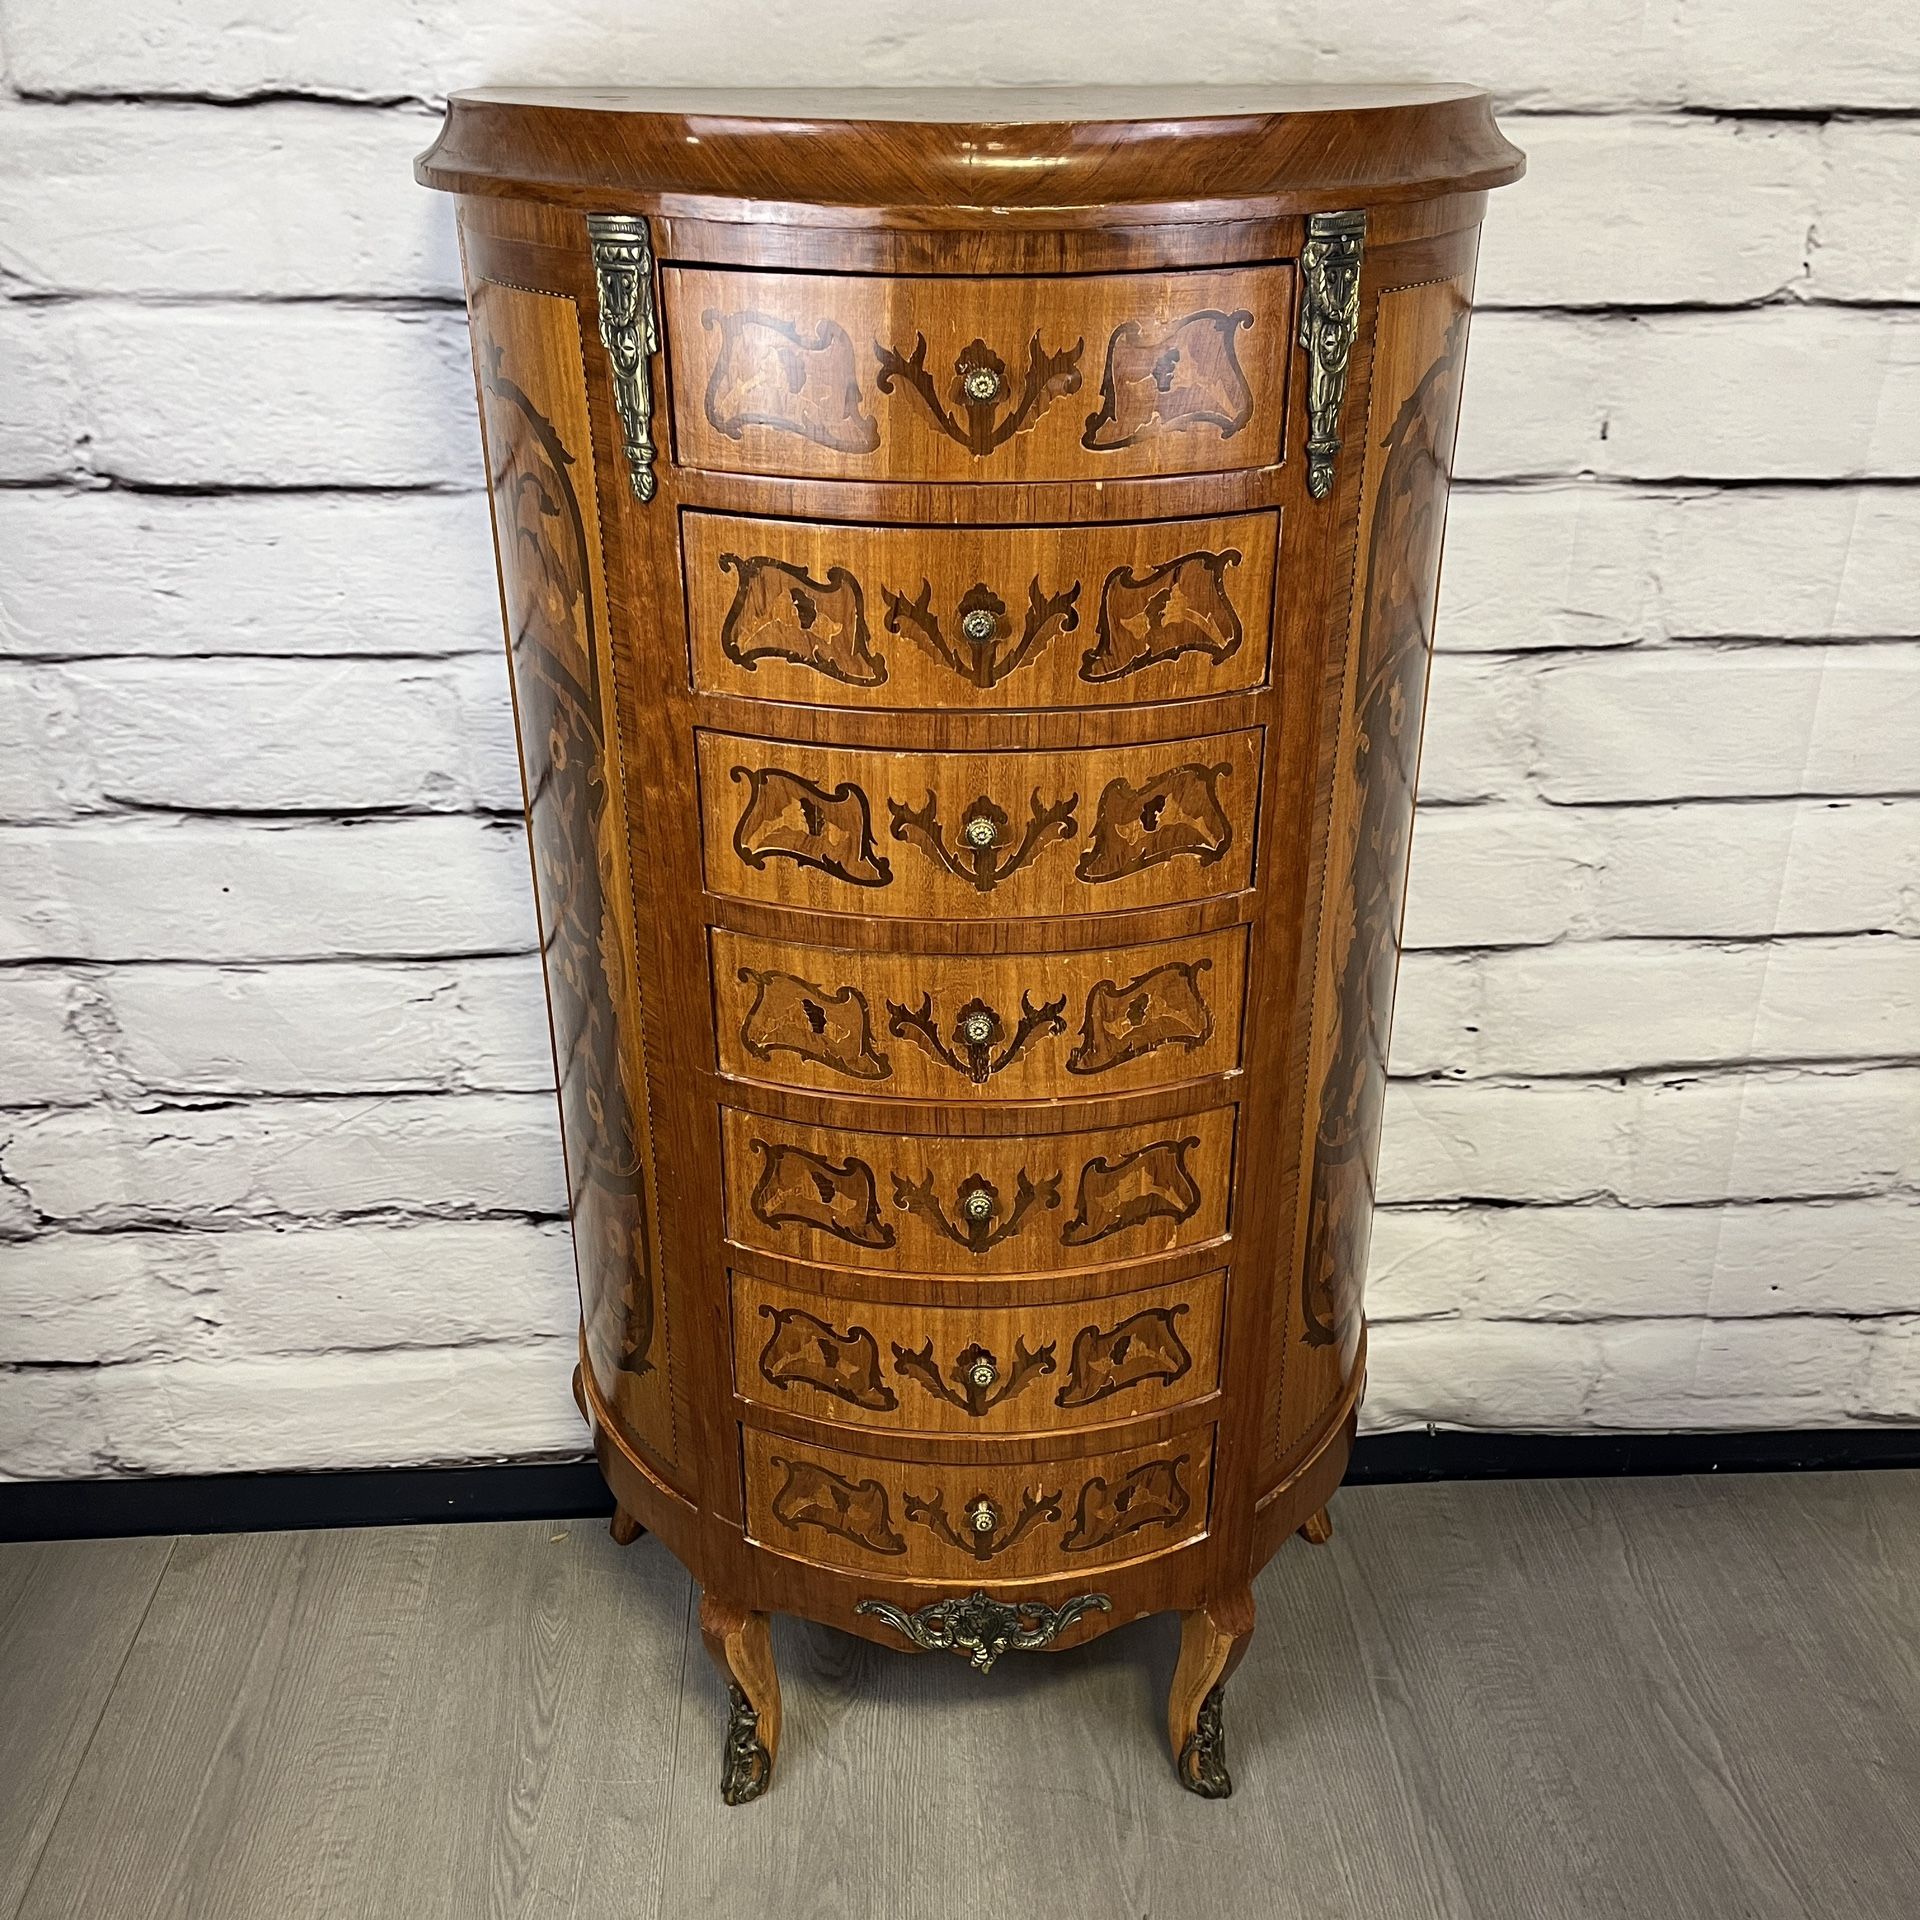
[701,308,879,453]
[1082,311,1256,450]
[685,511,1278,710]
[702,734,1259,917]
[732,1270,1225,1434]
[665,264,1291,482]
[711,931,1246,1100]
[747,1431,1212,1576]
[724,1109,1234,1276]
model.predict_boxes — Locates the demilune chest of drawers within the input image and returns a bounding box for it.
[418,85,1521,1803]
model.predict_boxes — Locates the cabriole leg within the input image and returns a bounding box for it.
[1298,1504,1335,1545]
[699,1592,781,1806]
[1168,1588,1255,1798]
[609,1505,644,1546]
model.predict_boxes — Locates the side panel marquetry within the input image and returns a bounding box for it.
[1279,272,1477,1465]
[466,273,675,1464]
[712,925,1247,1100]
[700,729,1262,919]
[743,1425,1215,1577]
[683,509,1279,710]
[665,265,1290,483]
[722,1106,1235,1278]
[733,1267,1225,1435]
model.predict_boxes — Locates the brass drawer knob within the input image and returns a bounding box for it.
[960,1009,996,1046]
[968,1355,998,1390]
[960,606,998,642]
[962,814,998,849]
[961,365,1003,405]
[966,1497,1000,1535]
[962,1187,996,1223]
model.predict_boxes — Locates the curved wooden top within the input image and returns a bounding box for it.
[416,85,1524,222]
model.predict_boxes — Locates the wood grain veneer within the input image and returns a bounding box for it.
[420,83,1519,1805]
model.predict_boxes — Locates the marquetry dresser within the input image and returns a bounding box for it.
[418,86,1521,1803]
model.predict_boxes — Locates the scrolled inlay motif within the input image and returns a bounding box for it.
[474,308,658,1392]
[875,332,1084,455]
[883,576,1081,688]
[1056,1305,1194,1409]
[1062,1137,1203,1247]
[731,765,892,888]
[885,989,1067,1084]
[768,1455,907,1556]
[892,1334,1058,1417]
[1077,763,1234,884]
[889,789,1077,893]
[1060,1455,1192,1553]
[902,1484,1062,1562]
[854,1589,1113,1673]
[756,1305,897,1412]
[1067,959,1215,1076]
[1303,302,1470,1352]
[703,308,879,453]
[736,966,891,1082]
[747,1139,895,1249]
[1082,310,1255,450]
[1081,549,1245,683]
[892,1167,1062,1255]
[718,552,886,686]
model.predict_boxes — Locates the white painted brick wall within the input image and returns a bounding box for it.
[0,0,1915,1475]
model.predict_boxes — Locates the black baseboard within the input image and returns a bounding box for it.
[3,1429,1916,1544]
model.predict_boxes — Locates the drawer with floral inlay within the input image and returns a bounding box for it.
[721,1105,1234,1279]
[683,508,1279,711]
[698,729,1262,920]
[665,264,1291,484]
[732,1266,1225,1438]
[711,925,1247,1100]
[742,1424,1215,1579]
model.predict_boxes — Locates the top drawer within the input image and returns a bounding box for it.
[665,265,1292,485]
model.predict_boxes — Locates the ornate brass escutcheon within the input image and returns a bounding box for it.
[854,1589,1113,1673]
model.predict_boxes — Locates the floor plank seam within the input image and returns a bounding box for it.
[7,1536,176,1920]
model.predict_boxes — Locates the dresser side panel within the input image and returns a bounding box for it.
[1269,250,1481,1475]
[464,269,679,1469]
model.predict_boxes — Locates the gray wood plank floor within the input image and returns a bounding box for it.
[4,1473,1916,1920]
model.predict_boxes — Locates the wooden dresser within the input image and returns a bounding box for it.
[418,86,1522,1803]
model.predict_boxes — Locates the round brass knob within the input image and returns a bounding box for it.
[960,607,997,642]
[960,1010,995,1046]
[962,1188,996,1223]
[967,1497,1000,1535]
[962,366,1003,404]
[968,1356,998,1390]
[962,815,998,850]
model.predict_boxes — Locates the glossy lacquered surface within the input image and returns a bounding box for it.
[417,84,1525,218]
[425,84,1514,1801]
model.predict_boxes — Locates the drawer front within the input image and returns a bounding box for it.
[744,1425,1214,1577]
[722,1106,1235,1278]
[683,509,1278,711]
[700,729,1262,919]
[666,265,1290,484]
[734,1267,1224,1436]
[713,925,1246,1100]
